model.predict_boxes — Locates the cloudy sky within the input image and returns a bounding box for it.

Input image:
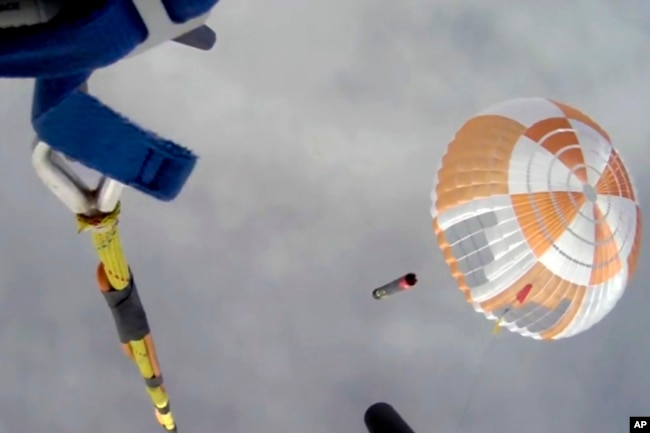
[1,1,649,432]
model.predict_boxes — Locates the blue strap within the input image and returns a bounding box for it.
[0,0,219,201]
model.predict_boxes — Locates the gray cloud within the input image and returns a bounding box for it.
[1,1,649,432]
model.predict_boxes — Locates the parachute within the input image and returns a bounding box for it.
[430,97,642,340]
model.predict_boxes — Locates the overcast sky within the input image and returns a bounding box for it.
[1,1,649,432]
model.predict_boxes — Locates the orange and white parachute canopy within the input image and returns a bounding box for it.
[431,97,642,340]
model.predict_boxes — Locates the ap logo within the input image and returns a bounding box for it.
[631,417,650,430]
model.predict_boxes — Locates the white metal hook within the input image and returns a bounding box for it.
[31,140,124,216]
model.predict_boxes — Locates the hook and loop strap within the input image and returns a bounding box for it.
[0,0,219,201]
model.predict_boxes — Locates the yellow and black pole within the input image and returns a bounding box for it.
[32,138,178,431]
[78,205,178,432]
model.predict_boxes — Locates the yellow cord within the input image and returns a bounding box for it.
[492,318,504,334]
[77,203,130,289]
[77,202,177,432]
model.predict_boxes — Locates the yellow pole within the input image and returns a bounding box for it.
[78,203,178,432]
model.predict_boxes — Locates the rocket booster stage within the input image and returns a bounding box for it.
[372,273,417,300]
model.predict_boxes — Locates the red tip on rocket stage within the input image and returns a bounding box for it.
[399,273,418,289]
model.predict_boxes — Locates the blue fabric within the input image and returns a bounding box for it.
[0,0,219,201]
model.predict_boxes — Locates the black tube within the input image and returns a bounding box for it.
[364,402,415,433]
[372,273,418,300]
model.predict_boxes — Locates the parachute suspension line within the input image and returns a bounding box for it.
[454,334,496,433]
[455,336,541,433]
[77,204,178,432]
[507,343,541,394]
